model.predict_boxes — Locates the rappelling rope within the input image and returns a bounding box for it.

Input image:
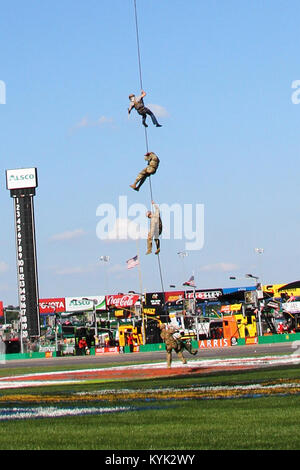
[133,0,165,294]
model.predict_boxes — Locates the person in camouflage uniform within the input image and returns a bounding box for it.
[130,152,160,192]
[128,90,162,128]
[159,323,198,367]
[146,201,162,255]
[159,323,186,367]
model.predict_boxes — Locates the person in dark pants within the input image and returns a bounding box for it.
[128,90,162,128]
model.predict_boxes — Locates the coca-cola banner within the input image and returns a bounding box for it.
[0,301,3,318]
[39,298,66,314]
[106,294,140,308]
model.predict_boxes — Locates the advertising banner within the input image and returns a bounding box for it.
[145,292,165,307]
[185,289,223,301]
[65,296,106,312]
[220,304,242,314]
[0,301,3,318]
[39,298,66,314]
[105,294,140,308]
[95,347,119,355]
[263,283,300,299]
[245,337,258,345]
[198,338,230,349]
[164,291,185,304]
[282,302,300,313]
[6,167,38,190]
[143,307,156,315]
[13,195,40,338]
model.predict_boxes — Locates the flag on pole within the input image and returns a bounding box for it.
[183,275,196,287]
[126,255,139,269]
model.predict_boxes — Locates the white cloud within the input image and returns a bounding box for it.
[147,104,169,118]
[104,218,148,242]
[50,229,86,242]
[71,115,113,132]
[200,262,239,273]
[0,261,9,273]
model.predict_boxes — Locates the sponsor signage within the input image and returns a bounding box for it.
[95,347,119,355]
[185,289,223,301]
[0,301,3,318]
[105,294,140,308]
[282,302,300,313]
[245,337,258,345]
[65,296,106,312]
[143,307,156,315]
[164,291,185,304]
[14,195,40,338]
[39,298,66,314]
[145,292,165,307]
[198,338,230,349]
[220,304,242,313]
[114,309,124,317]
[263,283,300,299]
[6,167,38,190]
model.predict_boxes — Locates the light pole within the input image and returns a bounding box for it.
[229,274,259,285]
[129,290,145,344]
[254,247,264,287]
[245,273,259,285]
[44,304,57,352]
[230,274,262,336]
[82,298,98,342]
[100,255,110,294]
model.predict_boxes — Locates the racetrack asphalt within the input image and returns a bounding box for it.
[0,341,297,370]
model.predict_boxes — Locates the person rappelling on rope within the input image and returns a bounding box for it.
[128,90,162,128]
[130,151,160,191]
[146,201,162,255]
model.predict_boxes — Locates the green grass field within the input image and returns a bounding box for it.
[0,362,300,450]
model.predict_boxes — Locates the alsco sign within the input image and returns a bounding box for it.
[6,168,38,190]
[65,296,106,312]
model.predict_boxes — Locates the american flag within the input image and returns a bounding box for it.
[126,255,139,269]
[183,275,196,287]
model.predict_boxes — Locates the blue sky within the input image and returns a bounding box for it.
[1,0,300,305]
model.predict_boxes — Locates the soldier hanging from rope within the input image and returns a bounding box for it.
[130,151,159,192]
[128,90,162,128]
[146,201,162,255]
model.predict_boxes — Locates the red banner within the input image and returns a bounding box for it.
[164,291,185,304]
[0,301,3,318]
[95,347,119,355]
[39,298,66,314]
[105,294,140,308]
